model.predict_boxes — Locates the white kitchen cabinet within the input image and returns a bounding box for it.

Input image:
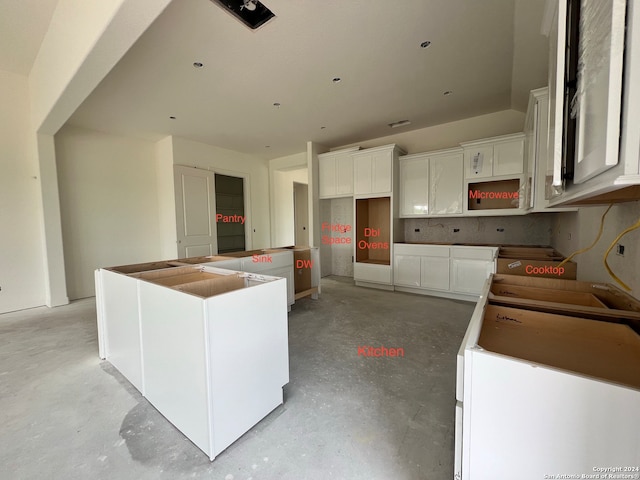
[318,147,359,199]
[545,0,640,205]
[493,137,524,176]
[352,144,404,195]
[456,276,640,479]
[95,264,289,461]
[399,148,463,217]
[462,134,525,179]
[450,247,497,296]
[524,87,577,212]
[399,154,429,216]
[198,250,295,309]
[393,244,496,300]
[420,255,450,291]
[429,150,463,215]
[394,254,421,287]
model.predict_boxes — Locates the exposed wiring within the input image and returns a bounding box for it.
[557,204,613,268]
[603,216,640,291]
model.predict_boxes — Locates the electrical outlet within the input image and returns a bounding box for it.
[414,228,420,232]
[616,244,625,256]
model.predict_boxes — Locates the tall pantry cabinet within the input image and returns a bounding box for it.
[351,144,405,290]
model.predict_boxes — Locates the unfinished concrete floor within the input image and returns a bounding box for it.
[0,276,474,480]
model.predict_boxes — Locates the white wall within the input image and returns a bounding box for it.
[55,125,162,299]
[268,151,308,246]
[273,168,308,246]
[336,109,525,154]
[155,136,177,259]
[0,70,47,313]
[551,202,640,299]
[171,136,271,249]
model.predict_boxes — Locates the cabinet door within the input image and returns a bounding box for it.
[420,256,450,291]
[399,156,429,216]
[493,138,524,176]
[450,259,492,295]
[464,146,493,178]
[371,151,393,194]
[318,156,336,198]
[353,155,372,195]
[394,255,421,287]
[335,154,353,195]
[430,152,463,214]
[573,0,625,183]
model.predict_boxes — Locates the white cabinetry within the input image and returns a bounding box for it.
[399,148,463,217]
[546,0,640,205]
[394,244,496,300]
[430,150,464,215]
[450,247,497,295]
[524,87,577,212]
[352,145,403,195]
[318,147,359,199]
[455,277,640,479]
[95,265,289,461]
[462,134,525,179]
[399,154,429,216]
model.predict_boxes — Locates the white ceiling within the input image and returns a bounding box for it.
[9,0,549,160]
[0,0,59,75]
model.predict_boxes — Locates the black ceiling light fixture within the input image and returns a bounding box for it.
[212,0,275,30]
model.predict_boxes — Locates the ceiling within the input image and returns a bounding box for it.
[62,0,546,160]
[0,0,59,75]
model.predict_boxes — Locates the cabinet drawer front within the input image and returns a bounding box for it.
[394,244,449,257]
[354,263,392,284]
[451,247,496,261]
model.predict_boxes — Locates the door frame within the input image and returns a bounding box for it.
[209,167,253,251]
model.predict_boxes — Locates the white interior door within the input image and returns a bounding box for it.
[174,165,217,258]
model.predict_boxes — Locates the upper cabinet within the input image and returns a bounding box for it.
[352,144,405,196]
[318,147,359,199]
[399,148,463,217]
[545,0,640,205]
[462,134,525,179]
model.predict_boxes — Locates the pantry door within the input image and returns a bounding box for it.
[174,165,217,258]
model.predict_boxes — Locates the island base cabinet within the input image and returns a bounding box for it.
[96,265,289,461]
[95,269,143,392]
[462,351,640,479]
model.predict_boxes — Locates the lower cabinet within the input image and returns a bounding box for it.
[95,264,289,461]
[456,275,640,479]
[394,244,497,300]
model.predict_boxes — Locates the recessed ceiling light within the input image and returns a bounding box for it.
[332,77,341,83]
[193,62,204,68]
[443,90,453,96]
[388,120,411,128]
[420,41,431,48]
[169,116,176,119]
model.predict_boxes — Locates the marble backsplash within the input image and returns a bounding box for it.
[403,213,554,245]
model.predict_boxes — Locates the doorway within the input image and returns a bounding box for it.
[215,173,246,254]
[293,182,309,246]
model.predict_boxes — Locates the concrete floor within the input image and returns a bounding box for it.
[0,276,474,480]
